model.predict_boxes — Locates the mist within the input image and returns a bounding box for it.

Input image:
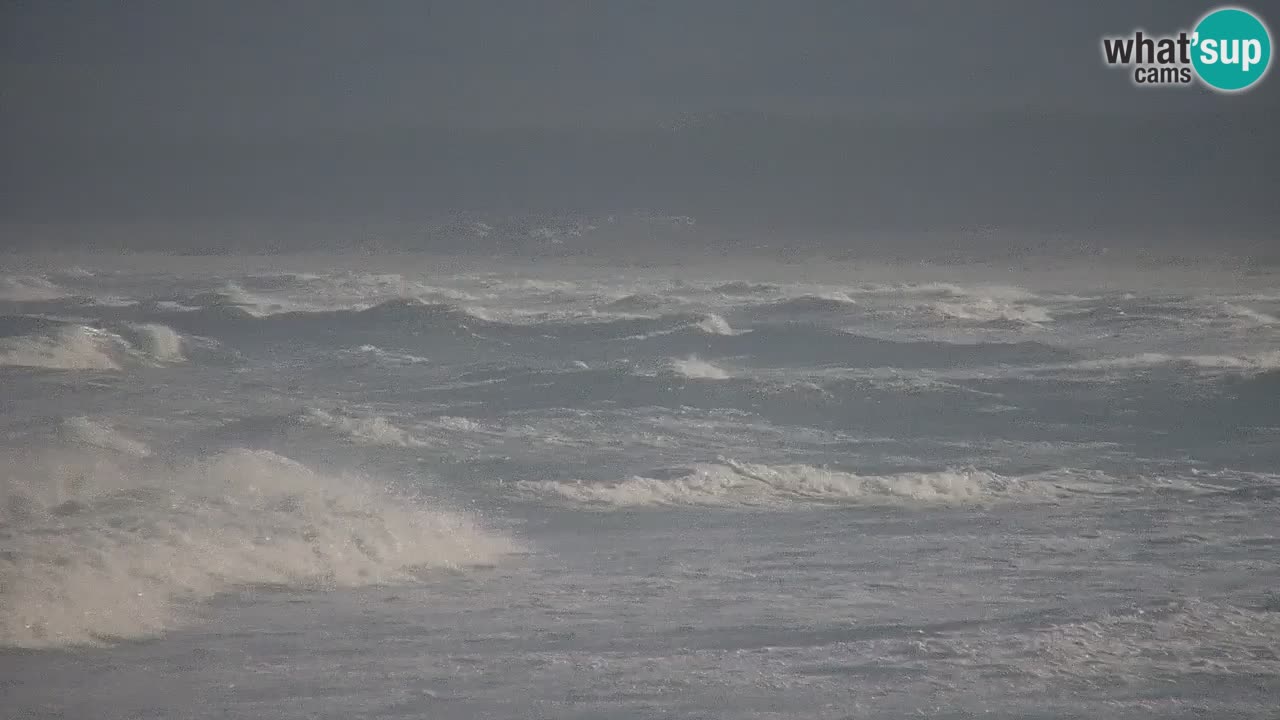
[4,5,1280,718]
[3,1,1277,256]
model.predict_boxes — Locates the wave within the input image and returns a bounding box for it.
[0,324,122,370]
[635,323,1071,369]
[918,298,1052,326]
[195,408,434,451]
[0,447,514,648]
[206,275,483,317]
[602,293,669,311]
[663,356,730,380]
[336,344,430,366]
[1056,297,1280,331]
[151,293,1069,371]
[302,408,431,448]
[759,293,859,315]
[1064,352,1280,373]
[713,281,778,296]
[230,299,741,342]
[60,417,152,457]
[841,282,1039,300]
[621,311,739,339]
[1028,600,1280,681]
[154,297,489,339]
[120,323,186,362]
[216,282,300,316]
[0,321,188,370]
[300,297,489,327]
[0,275,70,302]
[1221,303,1279,326]
[519,458,1048,509]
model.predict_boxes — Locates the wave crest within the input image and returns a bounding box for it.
[764,293,858,314]
[0,325,122,370]
[302,409,431,447]
[663,356,731,380]
[60,417,152,457]
[0,275,69,302]
[921,298,1052,326]
[0,322,189,370]
[519,459,1035,508]
[0,447,514,648]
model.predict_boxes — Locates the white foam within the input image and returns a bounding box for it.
[501,278,579,293]
[124,323,186,362]
[303,409,430,448]
[1222,303,1279,326]
[0,323,190,371]
[54,266,96,279]
[339,344,430,366]
[60,417,152,457]
[923,298,1053,325]
[694,312,736,335]
[153,300,202,312]
[1028,600,1280,680]
[0,325,122,370]
[218,275,475,317]
[847,282,1038,301]
[665,356,730,380]
[520,459,1042,509]
[0,448,514,648]
[0,275,69,302]
[622,312,738,341]
[427,416,486,432]
[219,281,299,316]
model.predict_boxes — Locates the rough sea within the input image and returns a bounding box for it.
[2,254,1278,718]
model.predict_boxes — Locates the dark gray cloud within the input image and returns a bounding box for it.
[2,1,1277,252]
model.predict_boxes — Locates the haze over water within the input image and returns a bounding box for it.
[1,253,1277,717]
[3,2,1279,718]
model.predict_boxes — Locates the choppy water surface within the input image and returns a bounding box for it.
[2,256,1278,718]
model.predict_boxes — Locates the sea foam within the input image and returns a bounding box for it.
[0,323,189,370]
[0,446,514,648]
[519,459,1039,509]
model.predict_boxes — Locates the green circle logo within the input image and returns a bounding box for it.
[1192,7,1272,91]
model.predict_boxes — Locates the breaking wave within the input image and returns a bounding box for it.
[519,459,1052,509]
[663,356,731,380]
[0,446,514,648]
[0,321,188,370]
[919,298,1053,326]
[120,323,186,362]
[0,275,71,302]
[168,295,743,344]
[302,408,431,448]
[60,417,152,457]
[0,324,122,370]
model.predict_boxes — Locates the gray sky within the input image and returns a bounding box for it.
[2,1,1277,252]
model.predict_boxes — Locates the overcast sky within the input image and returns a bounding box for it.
[2,1,1277,251]
[7,1,1274,130]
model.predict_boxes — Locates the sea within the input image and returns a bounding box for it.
[2,252,1278,718]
